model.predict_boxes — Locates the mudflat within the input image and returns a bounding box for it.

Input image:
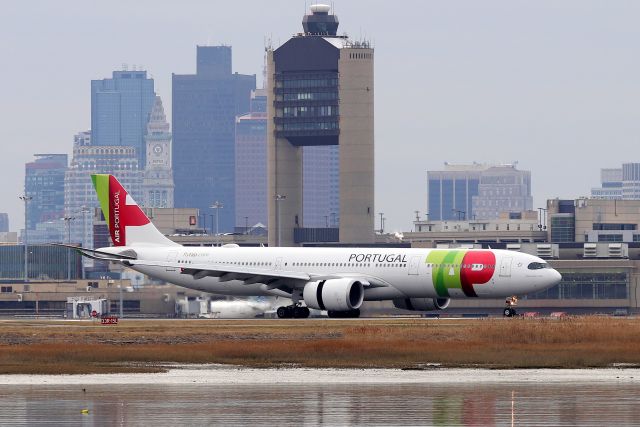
[0,317,639,374]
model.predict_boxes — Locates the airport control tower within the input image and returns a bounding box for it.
[267,4,375,246]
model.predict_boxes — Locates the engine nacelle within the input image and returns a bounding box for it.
[303,279,364,311]
[392,297,450,312]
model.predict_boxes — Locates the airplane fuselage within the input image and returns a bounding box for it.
[106,246,560,301]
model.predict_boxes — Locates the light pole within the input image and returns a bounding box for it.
[244,216,249,235]
[452,209,465,221]
[210,201,223,246]
[378,212,384,234]
[19,195,32,282]
[275,194,286,247]
[62,216,75,280]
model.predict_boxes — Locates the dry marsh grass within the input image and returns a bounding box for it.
[0,317,638,374]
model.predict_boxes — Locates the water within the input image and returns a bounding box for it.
[0,369,639,426]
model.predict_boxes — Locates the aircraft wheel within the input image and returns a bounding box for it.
[293,306,310,318]
[277,306,291,319]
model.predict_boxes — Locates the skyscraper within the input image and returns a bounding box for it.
[172,46,256,233]
[235,89,267,231]
[472,165,532,220]
[0,213,8,233]
[91,70,155,166]
[267,4,375,246]
[64,131,143,248]
[427,163,483,221]
[142,95,174,208]
[621,163,640,200]
[24,154,68,231]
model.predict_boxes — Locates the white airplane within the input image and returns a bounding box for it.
[207,297,288,319]
[60,174,562,318]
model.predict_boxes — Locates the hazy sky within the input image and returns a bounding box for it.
[1,1,639,233]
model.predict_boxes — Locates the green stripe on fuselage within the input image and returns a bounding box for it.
[91,174,111,227]
[427,250,466,297]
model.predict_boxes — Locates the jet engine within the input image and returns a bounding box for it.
[392,297,450,311]
[303,279,364,311]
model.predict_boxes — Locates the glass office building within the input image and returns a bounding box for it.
[24,154,68,233]
[172,46,255,233]
[91,70,155,166]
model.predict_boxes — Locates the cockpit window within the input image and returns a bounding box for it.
[528,262,550,270]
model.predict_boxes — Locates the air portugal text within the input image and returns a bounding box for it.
[112,190,122,244]
[349,253,408,263]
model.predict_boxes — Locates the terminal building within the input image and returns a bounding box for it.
[267,4,375,246]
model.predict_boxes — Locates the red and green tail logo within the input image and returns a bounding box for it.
[92,174,150,246]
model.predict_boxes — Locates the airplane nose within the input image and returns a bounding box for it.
[551,269,562,285]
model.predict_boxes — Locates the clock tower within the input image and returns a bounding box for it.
[142,95,174,208]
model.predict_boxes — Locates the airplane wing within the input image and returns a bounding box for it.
[122,259,389,294]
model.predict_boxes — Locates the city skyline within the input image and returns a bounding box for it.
[3,1,640,233]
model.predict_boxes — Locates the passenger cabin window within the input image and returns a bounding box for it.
[528,262,549,270]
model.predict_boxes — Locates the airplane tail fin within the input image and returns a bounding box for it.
[91,174,179,247]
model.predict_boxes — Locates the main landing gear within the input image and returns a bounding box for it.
[275,306,361,318]
[276,305,310,319]
[503,296,518,317]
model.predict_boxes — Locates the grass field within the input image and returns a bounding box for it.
[0,316,639,374]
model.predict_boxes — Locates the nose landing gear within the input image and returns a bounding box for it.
[503,296,518,317]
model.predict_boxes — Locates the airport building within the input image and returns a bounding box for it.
[547,198,640,243]
[0,244,81,280]
[267,4,375,246]
[142,95,174,208]
[24,154,67,235]
[408,210,545,246]
[0,278,205,317]
[91,70,156,166]
[427,163,532,221]
[172,46,256,234]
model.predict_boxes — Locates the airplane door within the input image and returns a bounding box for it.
[166,251,178,272]
[499,256,512,277]
[408,256,421,275]
[275,257,283,270]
